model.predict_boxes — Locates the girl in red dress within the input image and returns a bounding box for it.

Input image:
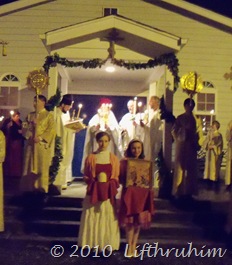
[119,139,154,257]
[78,131,120,252]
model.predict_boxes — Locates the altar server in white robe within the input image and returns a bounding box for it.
[21,95,56,194]
[225,120,232,186]
[140,96,163,162]
[53,94,76,190]
[119,99,141,152]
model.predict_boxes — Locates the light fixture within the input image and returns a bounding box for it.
[104,41,116,73]
[0,40,8,56]
[105,66,115,73]
[101,29,124,73]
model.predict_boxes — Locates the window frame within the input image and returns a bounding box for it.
[0,73,21,114]
[194,83,217,134]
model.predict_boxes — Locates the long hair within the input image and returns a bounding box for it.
[124,139,145,159]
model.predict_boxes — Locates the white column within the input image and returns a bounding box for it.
[47,67,58,98]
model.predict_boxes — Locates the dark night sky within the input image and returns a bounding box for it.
[185,0,232,19]
[0,0,232,18]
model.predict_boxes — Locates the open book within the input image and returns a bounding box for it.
[64,119,86,132]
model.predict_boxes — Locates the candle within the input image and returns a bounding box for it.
[144,109,149,124]
[72,109,76,120]
[82,113,87,121]
[133,97,137,115]
[138,102,143,120]
[210,109,214,125]
[77,103,83,119]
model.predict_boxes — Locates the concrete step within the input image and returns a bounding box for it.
[3,190,229,251]
[6,204,224,226]
[4,216,219,242]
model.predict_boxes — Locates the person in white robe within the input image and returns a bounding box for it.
[225,120,232,187]
[0,130,6,232]
[140,96,163,162]
[203,120,223,185]
[81,98,122,172]
[119,100,141,152]
[20,95,56,194]
[53,95,76,191]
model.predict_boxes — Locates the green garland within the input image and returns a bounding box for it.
[46,88,62,111]
[43,52,180,91]
[47,88,63,185]
[49,135,63,185]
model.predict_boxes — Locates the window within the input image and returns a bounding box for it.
[2,74,19,82]
[0,74,20,120]
[195,81,216,134]
[103,8,118,16]
[197,93,215,112]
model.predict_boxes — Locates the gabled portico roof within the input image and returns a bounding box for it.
[40,15,186,59]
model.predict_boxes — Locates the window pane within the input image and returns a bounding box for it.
[197,93,205,102]
[206,93,215,102]
[206,103,215,111]
[0,86,18,107]
[196,91,216,113]
[197,103,205,111]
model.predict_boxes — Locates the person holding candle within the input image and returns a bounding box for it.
[81,98,122,172]
[203,120,223,190]
[53,94,77,193]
